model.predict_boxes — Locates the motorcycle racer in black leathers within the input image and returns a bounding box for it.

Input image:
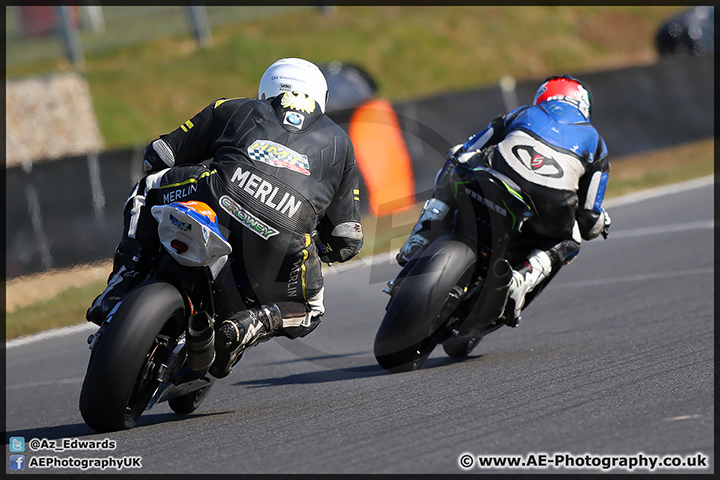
[397,75,611,325]
[87,58,364,377]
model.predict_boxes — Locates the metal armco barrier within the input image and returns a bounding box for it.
[6,55,713,278]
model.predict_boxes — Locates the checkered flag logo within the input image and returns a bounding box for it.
[248,146,270,163]
[246,140,311,175]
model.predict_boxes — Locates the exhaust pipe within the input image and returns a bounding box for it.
[461,258,513,333]
[479,258,513,320]
[187,312,215,378]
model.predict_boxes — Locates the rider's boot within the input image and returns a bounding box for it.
[86,239,150,326]
[210,304,283,378]
[396,198,451,266]
[505,249,553,325]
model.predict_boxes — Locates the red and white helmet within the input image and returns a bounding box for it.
[258,58,329,113]
[533,75,592,120]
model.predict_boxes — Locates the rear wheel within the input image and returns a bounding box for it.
[168,384,214,415]
[374,236,476,373]
[442,335,483,358]
[79,281,185,432]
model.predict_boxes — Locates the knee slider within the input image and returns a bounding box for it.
[278,318,322,339]
[275,301,322,339]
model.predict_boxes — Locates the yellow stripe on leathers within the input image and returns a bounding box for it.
[301,233,311,300]
[159,170,214,190]
[213,97,243,108]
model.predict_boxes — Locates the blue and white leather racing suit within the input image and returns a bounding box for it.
[400,98,610,276]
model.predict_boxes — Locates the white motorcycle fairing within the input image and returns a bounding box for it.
[151,201,232,273]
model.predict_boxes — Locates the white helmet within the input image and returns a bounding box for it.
[258,58,329,113]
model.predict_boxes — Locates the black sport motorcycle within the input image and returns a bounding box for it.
[79,200,252,432]
[374,165,548,373]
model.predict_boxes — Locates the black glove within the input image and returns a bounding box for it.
[143,139,175,173]
[313,219,363,265]
[446,144,464,165]
[601,210,611,239]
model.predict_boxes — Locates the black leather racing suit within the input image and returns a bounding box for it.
[122,94,363,332]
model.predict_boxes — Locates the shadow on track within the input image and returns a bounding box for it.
[3,423,97,443]
[4,411,234,441]
[235,352,485,388]
[235,364,384,388]
[136,410,233,429]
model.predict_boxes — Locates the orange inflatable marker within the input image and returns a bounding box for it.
[348,99,415,216]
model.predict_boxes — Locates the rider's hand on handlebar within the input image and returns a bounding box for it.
[601,209,611,239]
[446,144,463,165]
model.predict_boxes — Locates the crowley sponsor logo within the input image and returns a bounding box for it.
[219,195,279,240]
[247,139,311,176]
[230,166,303,219]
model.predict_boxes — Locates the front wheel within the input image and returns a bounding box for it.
[79,281,185,432]
[374,236,476,373]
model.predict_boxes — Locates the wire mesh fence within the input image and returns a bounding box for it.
[5,5,320,69]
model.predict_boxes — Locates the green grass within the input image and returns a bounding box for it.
[604,138,715,197]
[6,283,104,340]
[6,6,685,149]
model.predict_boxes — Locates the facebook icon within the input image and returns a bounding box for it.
[9,455,25,470]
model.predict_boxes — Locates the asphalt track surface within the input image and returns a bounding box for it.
[5,177,714,474]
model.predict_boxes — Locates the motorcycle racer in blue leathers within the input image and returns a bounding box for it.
[398,75,611,325]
